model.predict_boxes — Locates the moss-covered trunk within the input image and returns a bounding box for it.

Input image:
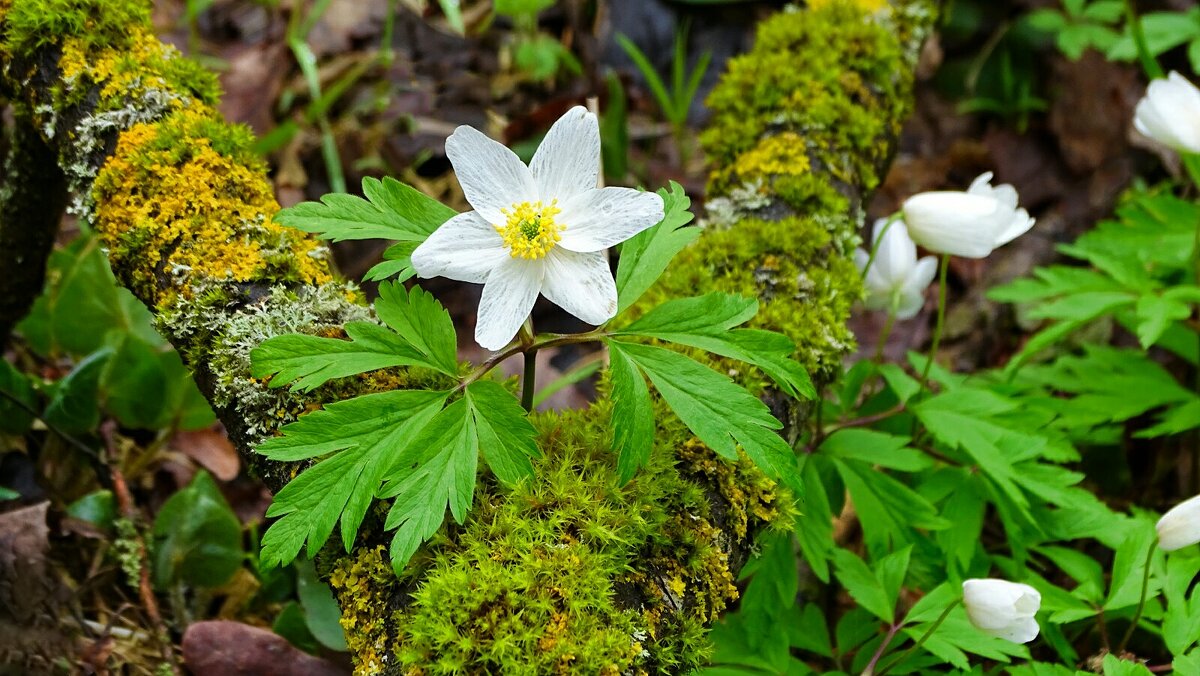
[0,0,934,672]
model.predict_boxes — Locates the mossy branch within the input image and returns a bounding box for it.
[0,0,935,672]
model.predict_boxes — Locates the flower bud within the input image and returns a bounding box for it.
[853,219,938,319]
[1157,494,1200,552]
[901,173,1034,259]
[961,578,1041,643]
[1134,71,1200,155]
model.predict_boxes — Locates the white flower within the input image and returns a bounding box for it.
[1157,494,1200,551]
[411,106,665,350]
[852,218,937,319]
[962,578,1042,644]
[901,173,1035,259]
[1134,71,1200,155]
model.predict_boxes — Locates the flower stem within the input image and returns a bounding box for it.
[874,600,960,676]
[521,349,537,412]
[919,254,950,391]
[1124,0,1164,80]
[1116,543,1156,654]
[873,311,897,364]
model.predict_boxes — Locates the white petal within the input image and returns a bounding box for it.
[555,188,665,253]
[894,256,938,319]
[475,258,543,351]
[903,192,1010,258]
[995,208,1035,247]
[874,220,917,282]
[993,616,1041,644]
[962,579,1041,643]
[446,125,537,225]
[530,106,601,203]
[411,211,509,284]
[1136,73,1200,154]
[1157,494,1200,551]
[967,172,995,195]
[540,248,618,325]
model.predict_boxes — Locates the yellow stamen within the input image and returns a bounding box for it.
[497,200,563,260]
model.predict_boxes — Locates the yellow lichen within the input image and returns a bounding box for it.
[92,107,330,305]
[729,132,811,182]
[329,546,397,676]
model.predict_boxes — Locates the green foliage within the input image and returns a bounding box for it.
[614,181,699,313]
[250,282,459,392]
[275,176,453,243]
[151,471,243,589]
[294,558,349,652]
[1027,0,1123,60]
[18,235,215,431]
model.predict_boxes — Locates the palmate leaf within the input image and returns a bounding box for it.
[615,292,816,399]
[607,344,655,484]
[380,380,538,571]
[607,339,800,492]
[250,322,434,392]
[257,389,449,569]
[275,176,455,243]
[614,181,699,313]
[250,282,458,391]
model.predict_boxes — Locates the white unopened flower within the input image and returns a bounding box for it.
[853,219,937,319]
[962,579,1041,644]
[1157,494,1200,551]
[901,173,1035,259]
[411,106,665,350]
[1134,71,1200,155]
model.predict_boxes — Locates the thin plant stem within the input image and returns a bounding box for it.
[919,254,950,391]
[1117,543,1156,654]
[861,622,904,676]
[1125,0,1164,80]
[873,312,897,364]
[521,350,537,412]
[875,600,960,676]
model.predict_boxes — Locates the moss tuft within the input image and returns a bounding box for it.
[3,0,151,56]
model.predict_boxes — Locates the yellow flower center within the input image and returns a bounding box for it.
[497,200,563,260]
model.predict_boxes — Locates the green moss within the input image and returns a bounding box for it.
[702,2,912,209]
[3,0,151,55]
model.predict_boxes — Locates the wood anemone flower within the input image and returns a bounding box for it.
[1134,71,1200,156]
[901,172,1035,259]
[411,106,665,350]
[853,218,937,319]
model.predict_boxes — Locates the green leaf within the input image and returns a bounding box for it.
[614,181,699,313]
[258,390,449,568]
[381,397,478,571]
[1102,653,1154,676]
[251,322,439,392]
[0,359,36,435]
[1135,293,1191,348]
[67,490,116,529]
[44,349,111,433]
[466,380,540,486]
[152,471,243,589]
[380,382,539,571]
[610,340,798,489]
[295,558,349,652]
[374,281,459,376]
[616,293,815,399]
[1105,520,1159,611]
[275,176,454,242]
[272,602,320,654]
[795,457,833,583]
[608,343,655,483]
[819,429,932,472]
[832,548,894,623]
[364,241,419,282]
